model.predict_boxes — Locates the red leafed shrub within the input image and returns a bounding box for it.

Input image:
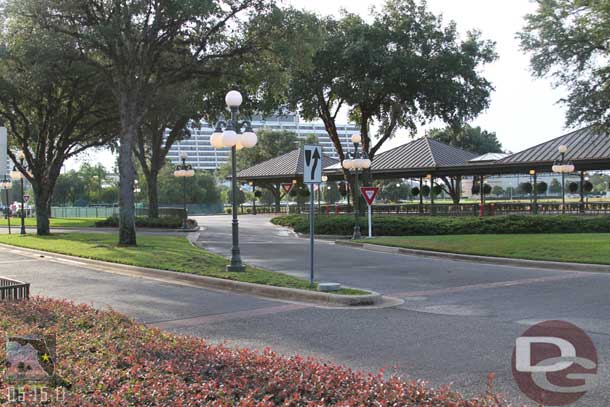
[0,298,509,406]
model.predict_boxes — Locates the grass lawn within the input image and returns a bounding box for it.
[0,233,366,294]
[0,217,102,228]
[365,233,610,265]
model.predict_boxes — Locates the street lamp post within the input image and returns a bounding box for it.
[320,175,328,214]
[9,152,28,235]
[552,144,575,215]
[173,152,195,229]
[0,178,11,234]
[342,134,371,240]
[529,169,537,214]
[210,90,258,272]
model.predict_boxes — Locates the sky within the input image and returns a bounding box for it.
[68,0,569,171]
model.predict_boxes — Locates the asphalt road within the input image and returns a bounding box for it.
[1,215,610,406]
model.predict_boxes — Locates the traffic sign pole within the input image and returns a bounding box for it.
[360,187,379,239]
[309,184,315,286]
[303,145,322,286]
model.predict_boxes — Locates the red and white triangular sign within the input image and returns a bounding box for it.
[281,183,294,194]
[360,187,379,206]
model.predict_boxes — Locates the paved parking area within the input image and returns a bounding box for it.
[1,215,609,405]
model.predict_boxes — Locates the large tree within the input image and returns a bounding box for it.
[427,124,503,203]
[27,0,270,245]
[0,7,117,235]
[133,81,201,219]
[519,0,610,131]
[286,0,497,204]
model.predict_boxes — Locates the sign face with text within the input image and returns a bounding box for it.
[303,145,322,184]
[360,187,379,206]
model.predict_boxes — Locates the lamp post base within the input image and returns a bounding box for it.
[226,264,246,272]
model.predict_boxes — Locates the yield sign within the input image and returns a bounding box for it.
[360,187,379,206]
[281,183,294,194]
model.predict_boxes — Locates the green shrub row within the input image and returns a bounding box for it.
[95,216,195,229]
[271,214,610,236]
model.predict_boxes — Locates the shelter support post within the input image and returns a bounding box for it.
[419,177,423,214]
[430,176,435,215]
[533,172,538,215]
[580,171,585,214]
[479,175,485,217]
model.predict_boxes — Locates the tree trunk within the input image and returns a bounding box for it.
[34,187,51,236]
[118,96,138,246]
[452,176,462,204]
[146,170,159,219]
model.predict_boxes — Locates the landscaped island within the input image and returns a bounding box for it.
[272,214,610,236]
[0,233,365,295]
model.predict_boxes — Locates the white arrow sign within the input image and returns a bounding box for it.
[303,145,322,184]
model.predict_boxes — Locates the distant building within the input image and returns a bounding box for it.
[166,114,358,170]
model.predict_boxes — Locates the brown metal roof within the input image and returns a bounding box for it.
[370,137,478,171]
[236,149,339,181]
[498,126,610,165]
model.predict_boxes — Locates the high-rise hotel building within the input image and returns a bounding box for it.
[166,114,358,170]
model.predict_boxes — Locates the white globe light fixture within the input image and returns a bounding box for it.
[321,175,328,182]
[361,158,372,169]
[351,133,362,144]
[354,158,365,168]
[558,144,568,154]
[222,128,238,147]
[239,130,257,148]
[210,131,224,149]
[225,90,243,108]
[9,169,22,181]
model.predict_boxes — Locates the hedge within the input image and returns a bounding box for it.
[0,297,505,406]
[272,214,610,236]
[95,216,196,229]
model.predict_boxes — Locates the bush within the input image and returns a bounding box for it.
[536,181,548,194]
[0,297,505,406]
[272,214,610,236]
[95,216,195,229]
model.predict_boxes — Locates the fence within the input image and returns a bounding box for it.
[0,277,29,301]
[51,206,188,219]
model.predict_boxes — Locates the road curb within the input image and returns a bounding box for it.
[0,243,381,307]
[335,240,610,273]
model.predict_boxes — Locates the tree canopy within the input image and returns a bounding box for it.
[286,0,497,164]
[427,124,503,155]
[0,5,117,234]
[22,0,272,245]
[519,0,610,131]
